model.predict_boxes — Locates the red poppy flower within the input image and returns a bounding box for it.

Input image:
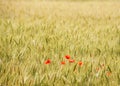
[61,61,65,65]
[69,59,75,63]
[78,61,83,66]
[96,67,100,72]
[45,59,51,64]
[65,55,70,59]
[106,71,111,76]
[101,64,104,67]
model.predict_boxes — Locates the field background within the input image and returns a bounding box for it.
[0,0,120,86]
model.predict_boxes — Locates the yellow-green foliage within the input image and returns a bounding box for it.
[0,1,120,86]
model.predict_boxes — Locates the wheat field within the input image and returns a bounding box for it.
[0,0,120,86]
